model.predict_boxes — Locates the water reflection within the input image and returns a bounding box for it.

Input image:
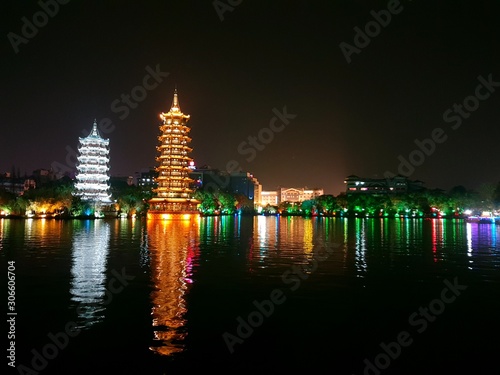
[250,216,333,270]
[70,220,110,328]
[467,222,498,250]
[466,222,500,274]
[354,219,367,276]
[336,218,476,273]
[0,218,9,251]
[147,218,200,356]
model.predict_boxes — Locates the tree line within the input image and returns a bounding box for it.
[1,179,499,218]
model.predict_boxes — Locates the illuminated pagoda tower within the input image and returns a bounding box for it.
[74,120,112,210]
[147,90,199,218]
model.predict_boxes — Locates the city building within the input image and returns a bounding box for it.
[229,172,261,204]
[278,187,324,203]
[147,90,200,218]
[344,175,424,195]
[188,166,224,191]
[256,187,323,206]
[73,120,112,206]
[260,191,278,206]
[32,168,55,186]
[0,172,32,195]
[109,175,135,192]
[188,166,262,206]
[136,168,158,192]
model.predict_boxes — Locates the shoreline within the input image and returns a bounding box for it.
[1,213,498,224]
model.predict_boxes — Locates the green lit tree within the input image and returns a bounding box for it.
[300,199,315,216]
[278,201,294,214]
[315,195,338,215]
[194,190,218,214]
[216,191,236,214]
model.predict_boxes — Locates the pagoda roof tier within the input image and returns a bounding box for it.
[157,145,193,151]
[158,136,192,142]
[156,159,192,162]
[156,150,191,155]
[148,198,199,204]
[155,191,193,195]
[160,112,190,121]
[155,158,192,162]
[158,89,191,121]
[154,165,192,170]
[159,124,191,131]
[156,177,192,182]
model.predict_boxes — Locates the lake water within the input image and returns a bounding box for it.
[2,216,499,374]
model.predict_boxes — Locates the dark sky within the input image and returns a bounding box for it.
[1,0,499,195]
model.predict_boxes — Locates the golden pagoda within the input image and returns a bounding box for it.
[147,90,200,219]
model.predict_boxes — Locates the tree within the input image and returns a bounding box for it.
[336,193,348,212]
[115,185,149,216]
[493,181,500,209]
[0,188,21,215]
[300,199,315,216]
[278,201,298,214]
[448,185,477,215]
[234,193,254,214]
[194,190,218,214]
[217,191,236,214]
[315,194,338,215]
[477,183,496,211]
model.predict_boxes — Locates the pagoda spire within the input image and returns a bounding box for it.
[171,87,180,112]
[90,119,99,136]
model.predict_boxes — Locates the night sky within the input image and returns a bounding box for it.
[2,0,499,195]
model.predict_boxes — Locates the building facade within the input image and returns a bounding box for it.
[256,187,324,205]
[189,167,262,206]
[229,172,261,204]
[278,187,324,203]
[344,175,424,195]
[260,191,278,206]
[136,168,158,192]
[0,173,34,196]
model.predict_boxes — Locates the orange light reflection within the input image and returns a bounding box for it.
[147,218,199,356]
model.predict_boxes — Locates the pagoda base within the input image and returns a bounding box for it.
[147,197,200,220]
